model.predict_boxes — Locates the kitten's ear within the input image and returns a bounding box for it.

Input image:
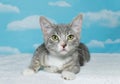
[71,14,83,34]
[39,16,53,35]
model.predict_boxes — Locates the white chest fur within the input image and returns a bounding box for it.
[47,54,71,68]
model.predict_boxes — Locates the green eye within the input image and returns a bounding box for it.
[51,35,59,41]
[67,35,74,40]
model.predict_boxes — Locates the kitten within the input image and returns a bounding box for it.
[23,14,90,80]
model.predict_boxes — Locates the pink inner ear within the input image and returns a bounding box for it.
[72,19,82,33]
[42,26,53,35]
[76,27,80,31]
[79,20,82,28]
[44,29,47,33]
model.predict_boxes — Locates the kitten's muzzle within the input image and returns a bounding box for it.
[61,43,67,49]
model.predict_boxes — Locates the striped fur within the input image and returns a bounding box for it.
[28,14,90,77]
[29,43,90,73]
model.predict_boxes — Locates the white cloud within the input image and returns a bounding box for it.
[105,39,120,44]
[7,15,40,31]
[0,46,21,55]
[33,43,41,49]
[87,38,120,48]
[0,3,20,13]
[83,9,120,27]
[48,1,71,7]
[87,40,104,48]
[7,15,56,31]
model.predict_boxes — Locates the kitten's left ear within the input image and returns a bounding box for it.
[71,14,83,34]
[39,16,53,35]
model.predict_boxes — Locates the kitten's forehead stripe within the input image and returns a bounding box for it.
[53,24,71,36]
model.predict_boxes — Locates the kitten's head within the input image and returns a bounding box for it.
[39,14,83,56]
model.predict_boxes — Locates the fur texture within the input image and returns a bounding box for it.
[23,14,90,80]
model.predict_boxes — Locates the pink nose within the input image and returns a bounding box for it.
[61,44,67,48]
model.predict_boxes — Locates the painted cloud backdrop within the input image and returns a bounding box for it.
[0,0,120,55]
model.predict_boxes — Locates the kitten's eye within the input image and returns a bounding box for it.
[51,35,59,41]
[67,35,74,40]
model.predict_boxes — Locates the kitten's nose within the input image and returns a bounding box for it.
[61,44,67,48]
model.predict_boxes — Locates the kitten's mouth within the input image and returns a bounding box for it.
[62,48,66,51]
[60,48,68,54]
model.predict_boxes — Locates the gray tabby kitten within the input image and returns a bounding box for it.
[23,14,90,80]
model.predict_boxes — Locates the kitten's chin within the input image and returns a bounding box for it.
[60,51,67,55]
[48,49,69,56]
[59,50,68,55]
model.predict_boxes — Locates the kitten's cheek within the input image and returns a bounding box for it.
[65,46,69,51]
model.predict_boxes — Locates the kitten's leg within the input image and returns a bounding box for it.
[22,43,47,76]
[22,55,41,76]
[61,59,80,80]
[61,65,80,80]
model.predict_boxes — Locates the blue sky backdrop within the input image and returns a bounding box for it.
[0,0,120,55]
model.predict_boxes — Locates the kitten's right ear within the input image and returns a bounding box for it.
[39,16,53,35]
[71,14,83,34]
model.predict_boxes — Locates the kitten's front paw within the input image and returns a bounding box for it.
[22,68,35,76]
[61,71,76,80]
